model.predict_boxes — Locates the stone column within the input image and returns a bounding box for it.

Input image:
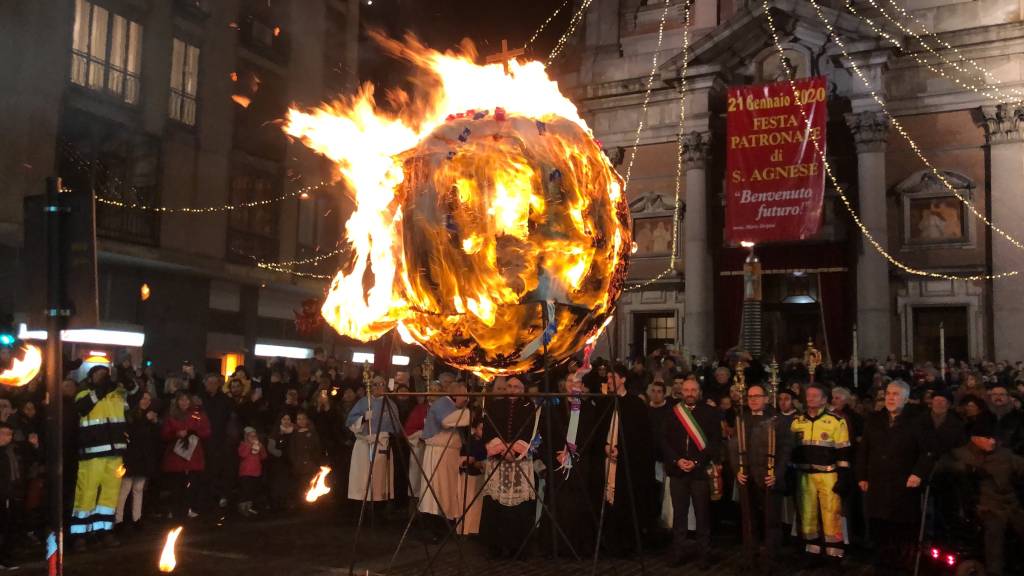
[981,104,1024,360]
[845,111,892,360]
[682,131,713,359]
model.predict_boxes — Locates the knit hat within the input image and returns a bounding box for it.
[931,387,954,404]
[968,412,996,439]
[243,426,257,437]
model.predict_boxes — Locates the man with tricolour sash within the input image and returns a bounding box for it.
[662,376,722,566]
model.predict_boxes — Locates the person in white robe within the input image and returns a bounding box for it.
[418,382,471,528]
[346,376,401,502]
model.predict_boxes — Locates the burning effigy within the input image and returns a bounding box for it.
[284,33,630,377]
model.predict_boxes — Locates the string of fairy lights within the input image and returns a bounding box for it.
[761,0,1018,281]
[625,0,691,292]
[621,0,675,194]
[523,0,571,51]
[876,0,1024,102]
[843,3,1016,104]
[59,140,324,214]
[849,0,1024,104]
[806,0,1024,276]
[837,0,1024,264]
[547,0,594,65]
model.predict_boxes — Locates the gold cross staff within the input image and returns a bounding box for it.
[485,38,525,74]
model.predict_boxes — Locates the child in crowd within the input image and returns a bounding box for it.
[237,427,267,518]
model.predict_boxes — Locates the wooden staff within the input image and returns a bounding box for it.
[363,362,373,453]
[734,360,754,552]
[766,358,779,483]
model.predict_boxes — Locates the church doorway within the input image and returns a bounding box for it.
[632,312,677,358]
[912,306,968,364]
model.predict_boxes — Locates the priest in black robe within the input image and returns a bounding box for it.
[596,363,657,557]
[479,377,540,558]
[540,373,605,557]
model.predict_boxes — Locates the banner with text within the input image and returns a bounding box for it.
[725,76,827,244]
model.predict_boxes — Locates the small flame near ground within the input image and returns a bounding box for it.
[0,344,43,387]
[305,466,332,503]
[159,526,183,572]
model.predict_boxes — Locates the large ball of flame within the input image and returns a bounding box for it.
[392,114,629,376]
[284,35,631,378]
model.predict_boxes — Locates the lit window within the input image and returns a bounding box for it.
[169,38,200,125]
[71,0,142,104]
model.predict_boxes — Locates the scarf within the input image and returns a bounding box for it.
[672,403,708,452]
[557,343,595,478]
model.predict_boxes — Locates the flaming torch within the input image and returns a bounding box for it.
[305,465,332,503]
[0,344,43,387]
[284,33,630,378]
[158,526,183,572]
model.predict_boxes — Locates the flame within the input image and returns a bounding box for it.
[305,465,332,502]
[0,345,42,387]
[232,95,252,108]
[284,34,631,377]
[115,464,126,479]
[159,526,183,572]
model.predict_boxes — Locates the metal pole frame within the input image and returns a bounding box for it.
[44,177,67,576]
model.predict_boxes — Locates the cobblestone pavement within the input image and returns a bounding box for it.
[11,507,878,576]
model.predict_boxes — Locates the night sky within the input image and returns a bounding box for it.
[358,0,572,91]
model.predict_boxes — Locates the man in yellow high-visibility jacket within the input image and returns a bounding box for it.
[790,382,851,567]
[71,365,129,550]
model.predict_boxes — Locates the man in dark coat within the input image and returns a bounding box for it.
[663,376,722,566]
[920,388,966,458]
[198,374,239,511]
[597,364,655,557]
[856,380,934,574]
[728,383,794,573]
[989,385,1024,454]
[940,413,1024,576]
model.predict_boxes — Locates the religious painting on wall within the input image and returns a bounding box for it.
[724,76,828,245]
[633,216,674,256]
[907,196,966,244]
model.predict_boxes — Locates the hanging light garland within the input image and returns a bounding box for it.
[59,140,326,213]
[524,0,571,51]
[547,0,595,65]
[760,0,1018,281]
[626,0,691,292]
[803,0,1024,262]
[875,0,1024,102]
[845,1,1024,105]
[94,182,323,213]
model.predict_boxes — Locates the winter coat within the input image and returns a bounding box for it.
[940,443,1024,518]
[918,411,967,458]
[287,427,322,478]
[238,440,267,478]
[856,409,935,521]
[662,402,723,477]
[727,406,794,493]
[124,409,161,478]
[161,408,212,473]
[0,443,22,500]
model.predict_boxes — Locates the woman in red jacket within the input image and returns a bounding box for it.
[161,391,211,520]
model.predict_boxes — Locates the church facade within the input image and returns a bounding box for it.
[554,0,1024,365]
